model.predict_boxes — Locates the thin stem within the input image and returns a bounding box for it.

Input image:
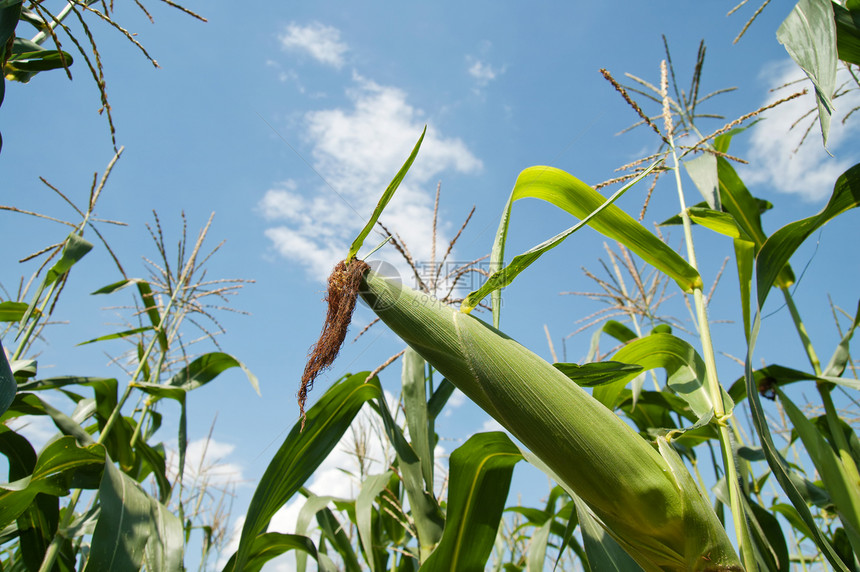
[663,59,754,567]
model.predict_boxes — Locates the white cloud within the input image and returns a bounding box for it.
[279,22,348,69]
[741,60,860,201]
[443,388,466,417]
[167,437,245,488]
[481,417,506,433]
[260,74,482,282]
[468,60,499,84]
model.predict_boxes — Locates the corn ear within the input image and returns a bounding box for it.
[360,269,741,571]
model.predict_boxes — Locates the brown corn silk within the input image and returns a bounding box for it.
[298,259,370,429]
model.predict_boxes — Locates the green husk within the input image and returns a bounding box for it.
[359,269,741,571]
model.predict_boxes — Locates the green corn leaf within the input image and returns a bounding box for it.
[777,388,860,556]
[526,518,554,572]
[77,326,154,346]
[360,270,740,571]
[422,432,523,572]
[587,332,731,419]
[462,161,696,318]
[295,494,338,572]
[0,436,105,530]
[552,361,643,388]
[368,383,444,557]
[777,0,837,146]
[427,378,456,420]
[356,472,393,572]
[166,351,260,395]
[6,48,73,73]
[833,2,860,65]
[573,495,644,572]
[347,127,426,260]
[220,533,336,572]
[0,339,15,416]
[0,301,29,322]
[744,313,850,571]
[402,348,433,491]
[684,152,720,210]
[18,233,93,336]
[315,503,362,572]
[757,162,860,308]
[225,373,380,572]
[824,300,860,377]
[83,460,183,572]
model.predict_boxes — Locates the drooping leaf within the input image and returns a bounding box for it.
[167,351,260,395]
[757,162,860,308]
[462,161,694,319]
[684,152,721,210]
[777,0,838,145]
[422,432,523,572]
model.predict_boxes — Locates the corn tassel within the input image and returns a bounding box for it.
[359,268,742,571]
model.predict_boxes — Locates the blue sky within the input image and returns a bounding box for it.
[3,2,860,569]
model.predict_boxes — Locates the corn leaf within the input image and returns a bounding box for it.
[220,533,336,572]
[745,319,850,570]
[777,0,837,146]
[823,300,860,377]
[684,152,720,210]
[0,301,28,322]
[833,2,860,65]
[422,432,523,572]
[0,339,14,416]
[758,163,860,307]
[361,271,740,570]
[18,233,93,336]
[778,388,860,555]
[368,384,444,556]
[586,333,729,419]
[402,348,433,491]
[356,472,393,572]
[225,373,381,572]
[347,127,426,260]
[462,161,698,319]
[0,436,105,529]
[573,495,644,572]
[84,460,183,572]
[553,361,643,388]
[461,160,667,316]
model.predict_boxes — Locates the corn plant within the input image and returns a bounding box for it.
[0,152,256,570]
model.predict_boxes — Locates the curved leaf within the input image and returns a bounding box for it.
[0,436,105,529]
[225,373,381,572]
[777,0,837,145]
[757,163,860,307]
[421,432,523,572]
[356,472,393,572]
[462,161,697,318]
